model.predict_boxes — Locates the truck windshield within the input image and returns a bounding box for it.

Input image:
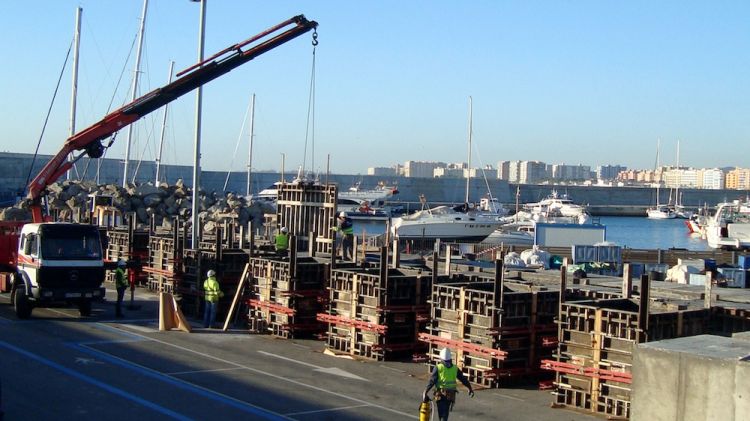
[40,230,102,260]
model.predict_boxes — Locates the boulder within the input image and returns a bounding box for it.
[143,194,162,207]
[0,207,31,221]
[134,183,160,197]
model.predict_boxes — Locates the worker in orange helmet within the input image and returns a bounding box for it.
[423,348,474,421]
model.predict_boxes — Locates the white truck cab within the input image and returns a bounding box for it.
[11,223,106,318]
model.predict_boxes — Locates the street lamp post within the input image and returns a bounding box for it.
[191,0,206,248]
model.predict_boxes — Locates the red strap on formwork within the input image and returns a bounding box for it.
[142,266,182,278]
[418,333,508,361]
[247,299,296,316]
[538,380,555,390]
[316,313,387,334]
[541,336,559,347]
[539,359,632,384]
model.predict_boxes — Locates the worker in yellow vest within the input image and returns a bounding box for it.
[203,269,224,328]
[335,212,354,260]
[275,227,290,256]
[114,259,128,318]
[423,348,474,421]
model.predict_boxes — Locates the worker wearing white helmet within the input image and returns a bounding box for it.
[275,227,290,255]
[203,269,223,328]
[423,347,474,421]
[114,259,128,318]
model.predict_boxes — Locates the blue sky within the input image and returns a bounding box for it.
[1,1,748,176]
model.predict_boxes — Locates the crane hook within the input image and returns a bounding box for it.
[312,30,318,46]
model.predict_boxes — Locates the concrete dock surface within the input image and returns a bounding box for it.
[0,287,600,421]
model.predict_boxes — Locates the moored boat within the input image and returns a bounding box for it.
[705,200,750,250]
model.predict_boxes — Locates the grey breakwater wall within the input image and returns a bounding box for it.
[1,152,747,215]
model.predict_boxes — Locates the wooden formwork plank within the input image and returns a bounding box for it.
[591,309,602,411]
[350,274,359,356]
[457,287,466,365]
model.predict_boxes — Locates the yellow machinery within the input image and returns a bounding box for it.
[419,397,431,421]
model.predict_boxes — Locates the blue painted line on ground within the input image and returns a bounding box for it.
[0,340,193,421]
[71,343,290,420]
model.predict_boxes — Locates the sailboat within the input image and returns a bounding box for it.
[673,140,693,219]
[391,97,507,240]
[646,139,676,219]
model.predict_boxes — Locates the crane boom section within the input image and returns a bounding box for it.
[27,15,318,214]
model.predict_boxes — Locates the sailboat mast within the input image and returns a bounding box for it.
[246,93,256,197]
[655,138,661,206]
[154,60,175,185]
[675,139,680,207]
[66,6,82,181]
[465,96,472,204]
[122,0,149,187]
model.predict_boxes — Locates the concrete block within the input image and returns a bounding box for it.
[632,335,750,421]
[732,331,750,343]
[678,258,706,272]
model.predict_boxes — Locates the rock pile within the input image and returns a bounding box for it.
[0,179,274,231]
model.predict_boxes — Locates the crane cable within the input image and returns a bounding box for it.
[24,40,74,195]
[301,29,318,175]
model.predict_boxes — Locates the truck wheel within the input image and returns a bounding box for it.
[14,288,32,319]
[78,300,92,317]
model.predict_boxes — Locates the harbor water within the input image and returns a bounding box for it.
[352,216,711,251]
[598,216,710,251]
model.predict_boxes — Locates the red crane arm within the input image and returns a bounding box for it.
[27,15,318,222]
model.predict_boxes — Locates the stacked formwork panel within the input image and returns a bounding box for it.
[276,181,337,256]
[319,260,431,361]
[105,227,149,286]
[543,294,710,419]
[247,254,329,338]
[143,223,185,294]
[179,224,250,318]
[420,273,559,387]
[710,305,750,335]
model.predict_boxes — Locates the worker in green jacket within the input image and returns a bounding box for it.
[114,259,128,318]
[335,212,354,260]
[275,227,290,256]
[203,269,224,328]
[423,348,474,421]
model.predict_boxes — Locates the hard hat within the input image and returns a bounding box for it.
[117,259,126,267]
[207,269,216,277]
[281,227,288,233]
[339,211,346,218]
[439,348,452,361]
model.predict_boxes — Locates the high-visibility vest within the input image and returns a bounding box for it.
[204,276,222,303]
[115,267,128,289]
[437,363,458,391]
[340,219,353,235]
[275,233,289,251]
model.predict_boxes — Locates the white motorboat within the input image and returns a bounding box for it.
[339,181,398,207]
[525,190,589,219]
[392,205,507,241]
[705,201,750,250]
[482,220,535,247]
